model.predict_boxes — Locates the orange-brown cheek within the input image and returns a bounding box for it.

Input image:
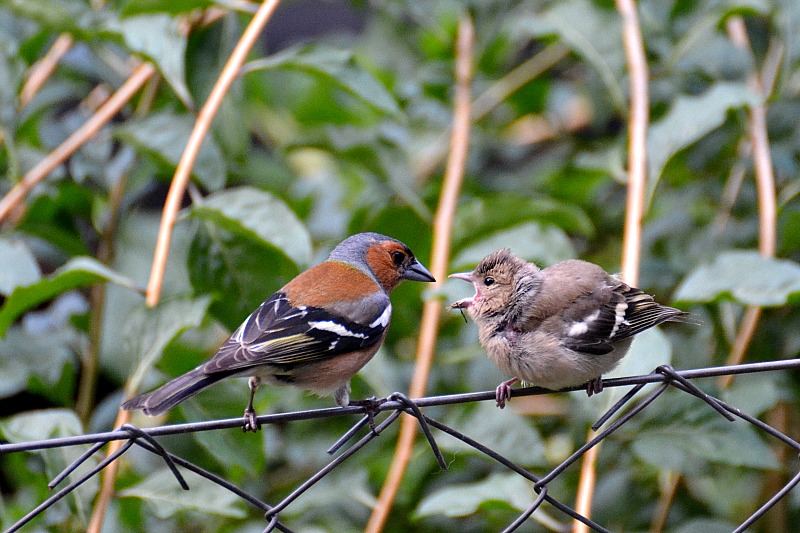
[366,246,402,290]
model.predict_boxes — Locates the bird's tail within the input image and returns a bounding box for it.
[121,367,227,416]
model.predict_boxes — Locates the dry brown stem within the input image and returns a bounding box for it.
[20,34,74,108]
[145,0,282,307]
[0,62,156,223]
[365,15,474,533]
[414,42,567,181]
[90,3,283,531]
[719,16,778,385]
[574,0,649,530]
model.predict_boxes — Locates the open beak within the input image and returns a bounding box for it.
[449,272,475,309]
[403,260,436,282]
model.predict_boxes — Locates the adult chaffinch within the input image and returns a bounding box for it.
[450,249,687,408]
[123,232,435,431]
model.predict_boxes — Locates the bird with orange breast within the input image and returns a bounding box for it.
[124,232,435,431]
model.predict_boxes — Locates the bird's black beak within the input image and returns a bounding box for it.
[403,260,436,282]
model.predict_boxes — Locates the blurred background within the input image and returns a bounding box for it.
[1,0,799,531]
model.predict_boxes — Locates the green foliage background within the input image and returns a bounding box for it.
[1,0,800,531]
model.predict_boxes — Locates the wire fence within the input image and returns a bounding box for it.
[2,358,799,533]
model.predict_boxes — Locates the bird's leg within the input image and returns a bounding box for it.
[495,377,519,409]
[586,376,603,397]
[242,377,262,433]
[337,383,385,434]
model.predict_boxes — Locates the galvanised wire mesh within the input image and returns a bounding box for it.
[1,359,799,533]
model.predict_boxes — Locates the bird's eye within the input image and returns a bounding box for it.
[391,251,406,266]
[484,276,495,286]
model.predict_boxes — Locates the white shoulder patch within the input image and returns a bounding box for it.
[309,320,369,339]
[568,321,589,337]
[369,303,392,328]
[567,309,599,338]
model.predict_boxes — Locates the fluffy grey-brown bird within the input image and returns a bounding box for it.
[450,249,687,408]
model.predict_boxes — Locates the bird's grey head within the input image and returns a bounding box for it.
[328,232,402,264]
[328,232,435,292]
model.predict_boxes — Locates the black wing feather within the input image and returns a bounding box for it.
[562,283,686,355]
[203,292,386,374]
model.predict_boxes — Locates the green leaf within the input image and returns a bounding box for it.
[8,5,189,106]
[721,373,782,417]
[0,409,97,523]
[647,82,760,193]
[0,407,81,442]
[243,45,401,116]
[190,186,312,268]
[781,0,800,73]
[3,0,100,36]
[120,0,212,16]
[632,423,780,472]
[0,257,140,337]
[674,250,800,307]
[440,402,546,467]
[15,181,94,256]
[454,195,594,244]
[109,14,192,107]
[672,519,739,533]
[125,296,212,393]
[277,469,375,517]
[188,221,300,331]
[0,325,77,398]
[0,37,26,128]
[416,472,538,518]
[181,400,266,474]
[686,468,766,519]
[119,468,246,519]
[670,13,752,80]
[372,144,432,222]
[0,335,30,398]
[0,236,41,296]
[117,112,226,191]
[512,0,625,111]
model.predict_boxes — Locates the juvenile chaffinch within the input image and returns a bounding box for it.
[123,232,435,431]
[450,249,687,408]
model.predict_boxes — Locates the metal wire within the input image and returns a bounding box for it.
[0,358,798,532]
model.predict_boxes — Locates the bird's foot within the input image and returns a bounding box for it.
[586,376,603,397]
[349,396,387,434]
[242,406,261,433]
[242,377,262,432]
[495,378,519,409]
[450,297,473,310]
